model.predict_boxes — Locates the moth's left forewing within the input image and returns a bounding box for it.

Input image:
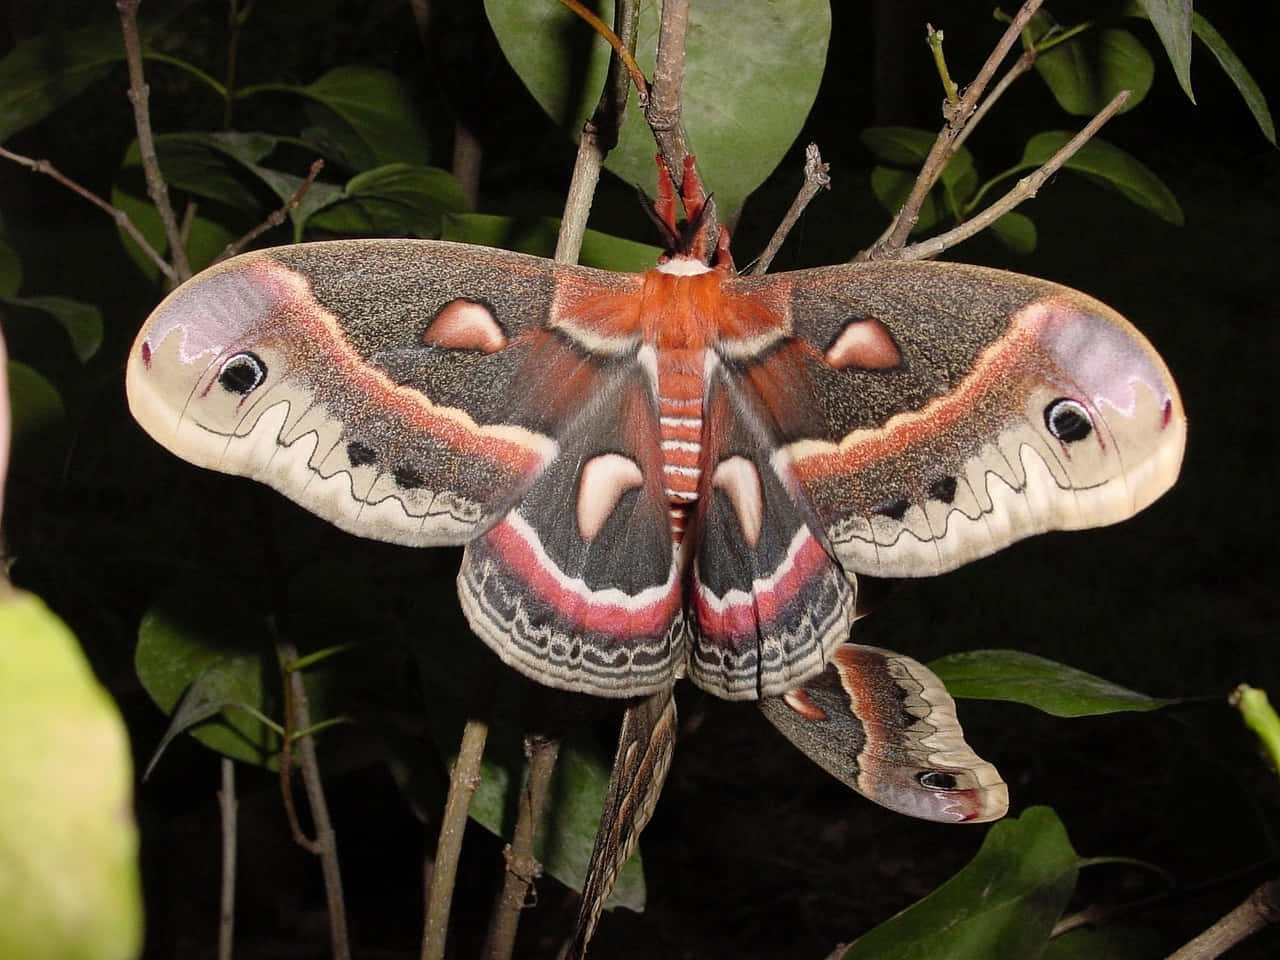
[729,263,1186,578]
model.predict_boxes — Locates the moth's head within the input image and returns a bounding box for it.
[126,253,302,472]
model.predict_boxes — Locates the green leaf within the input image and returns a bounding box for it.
[241,66,431,170]
[135,605,281,768]
[0,240,21,296]
[0,586,142,960]
[441,213,662,272]
[110,183,238,279]
[485,0,830,218]
[1231,685,1280,776]
[0,295,103,362]
[1191,14,1275,145]
[6,360,65,455]
[305,164,467,238]
[1131,0,1194,101]
[869,166,938,234]
[1035,28,1154,115]
[928,650,1177,717]
[1019,132,1183,225]
[861,127,976,213]
[841,807,1079,960]
[0,21,123,143]
[1042,925,1162,960]
[989,211,1037,254]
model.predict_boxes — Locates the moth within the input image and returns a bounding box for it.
[125,180,1185,836]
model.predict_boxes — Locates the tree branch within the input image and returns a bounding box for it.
[0,145,177,283]
[859,0,1046,261]
[116,0,192,281]
[895,89,1129,261]
[217,158,324,262]
[556,0,641,264]
[217,757,236,960]
[751,143,830,275]
[1167,878,1280,959]
[482,734,562,960]
[422,715,490,960]
[278,640,350,960]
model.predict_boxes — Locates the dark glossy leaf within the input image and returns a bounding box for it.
[1035,28,1153,115]
[0,295,103,362]
[1131,0,1194,101]
[989,211,1037,254]
[869,166,938,233]
[1191,13,1275,145]
[860,127,976,191]
[1042,925,1162,959]
[841,807,1079,960]
[485,0,830,218]
[929,650,1177,717]
[0,21,122,143]
[1019,133,1183,225]
[110,184,238,279]
[6,360,64,455]
[241,66,431,170]
[0,587,142,960]
[135,605,281,768]
[0,236,20,297]
[305,164,466,238]
[441,213,662,272]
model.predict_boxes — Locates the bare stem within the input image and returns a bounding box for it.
[558,0,648,97]
[751,143,831,275]
[452,122,483,212]
[422,715,490,960]
[1167,878,1280,959]
[952,48,1037,154]
[555,0,641,264]
[278,641,350,960]
[217,158,324,261]
[0,145,177,283]
[482,735,563,960]
[217,757,236,960]
[860,0,1046,260]
[116,0,192,281]
[896,89,1129,261]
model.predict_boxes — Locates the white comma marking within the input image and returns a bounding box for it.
[712,456,764,548]
[577,453,645,542]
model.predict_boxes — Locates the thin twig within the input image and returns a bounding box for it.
[482,735,563,960]
[1167,878,1280,959]
[0,145,177,282]
[751,143,831,275]
[217,158,324,262]
[860,0,1046,260]
[221,0,257,128]
[422,715,490,960]
[453,122,483,212]
[217,757,236,960]
[555,0,641,264]
[896,89,1129,261]
[558,0,648,98]
[278,641,350,960]
[116,0,192,281]
[952,48,1037,154]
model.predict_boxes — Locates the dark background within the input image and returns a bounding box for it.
[1,0,1278,957]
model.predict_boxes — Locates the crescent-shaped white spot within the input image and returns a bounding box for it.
[577,453,645,541]
[423,299,507,353]
[824,317,901,370]
[712,455,763,548]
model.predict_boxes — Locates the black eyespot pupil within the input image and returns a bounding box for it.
[1044,398,1092,442]
[918,770,958,790]
[217,353,267,394]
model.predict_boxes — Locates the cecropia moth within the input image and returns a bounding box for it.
[125,183,1184,833]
